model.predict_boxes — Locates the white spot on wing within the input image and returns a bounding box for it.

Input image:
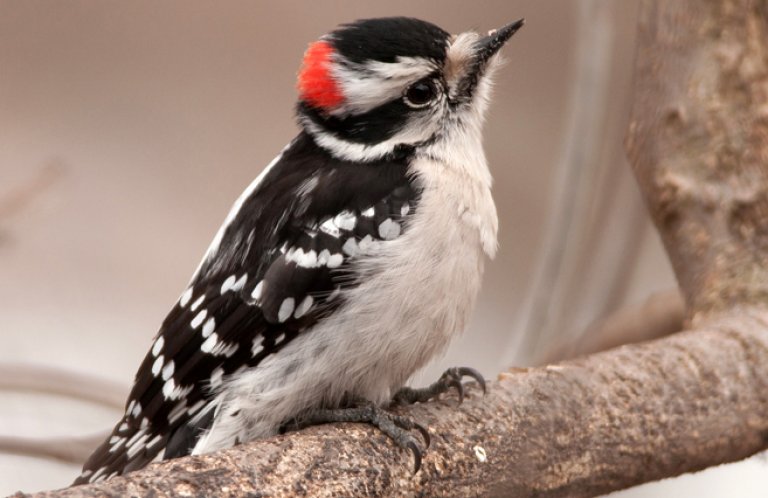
[162,378,176,399]
[89,467,106,483]
[334,210,357,231]
[131,401,142,418]
[289,248,319,268]
[278,298,295,322]
[358,234,375,252]
[326,253,343,268]
[161,360,175,381]
[211,341,238,357]
[342,238,359,256]
[275,332,286,344]
[152,336,164,356]
[320,218,340,237]
[252,336,264,356]
[317,249,330,265]
[188,399,206,416]
[201,333,218,353]
[168,402,187,424]
[126,434,149,459]
[401,202,410,216]
[152,355,164,376]
[190,294,205,311]
[378,219,401,240]
[361,206,375,217]
[109,437,125,453]
[191,309,207,329]
[220,275,236,294]
[202,317,216,338]
[232,273,248,291]
[251,280,264,301]
[126,428,147,448]
[179,288,193,307]
[146,434,164,449]
[201,333,238,357]
[294,295,314,318]
[210,367,225,388]
[299,250,318,268]
[162,380,192,400]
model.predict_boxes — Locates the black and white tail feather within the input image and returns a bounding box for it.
[75,16,522,484]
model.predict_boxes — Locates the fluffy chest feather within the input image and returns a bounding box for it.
[192,151,497,454]
[339,152,499,393]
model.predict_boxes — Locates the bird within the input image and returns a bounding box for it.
[74,16,523,485]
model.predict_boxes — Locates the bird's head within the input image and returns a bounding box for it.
[296,17,524,162]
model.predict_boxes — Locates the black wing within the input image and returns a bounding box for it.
[75,132,420,484]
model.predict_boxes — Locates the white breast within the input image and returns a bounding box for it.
[193,150,498,456]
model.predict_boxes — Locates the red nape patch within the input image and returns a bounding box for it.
[297,40,344,110]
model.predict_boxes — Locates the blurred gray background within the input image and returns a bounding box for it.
[0,1,765,495]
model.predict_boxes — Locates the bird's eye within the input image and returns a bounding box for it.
[403,79,439,108]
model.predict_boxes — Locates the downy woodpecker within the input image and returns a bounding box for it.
[75,16,523,484]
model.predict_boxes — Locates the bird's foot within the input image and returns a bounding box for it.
[289,400,430,472]
[392,366,486,406]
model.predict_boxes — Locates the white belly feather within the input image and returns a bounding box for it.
[193,152,497,455]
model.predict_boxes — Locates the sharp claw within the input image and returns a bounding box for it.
[407,441,422,473]
[458,367,487,395]
[414,422,431,448]
[452,378,465,405]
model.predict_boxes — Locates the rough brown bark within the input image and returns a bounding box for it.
[15,0,768,496]
[626,0,768,319]
[16,313,768,498]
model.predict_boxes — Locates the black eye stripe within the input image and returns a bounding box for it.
[298,75,443,145]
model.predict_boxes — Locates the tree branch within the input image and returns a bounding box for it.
[626,0,768,318]
[0,433,109,465]
[16,0,768,496]
[19,312,768,497]
[0,363,127,409]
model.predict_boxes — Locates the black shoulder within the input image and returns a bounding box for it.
[196,131,416,283]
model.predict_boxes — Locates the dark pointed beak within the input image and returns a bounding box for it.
[474,19,525,68]
[455,19,524,103]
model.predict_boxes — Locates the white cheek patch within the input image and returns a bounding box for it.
[330,56,438,116]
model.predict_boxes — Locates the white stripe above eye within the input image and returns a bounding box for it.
[331,56,438,116]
